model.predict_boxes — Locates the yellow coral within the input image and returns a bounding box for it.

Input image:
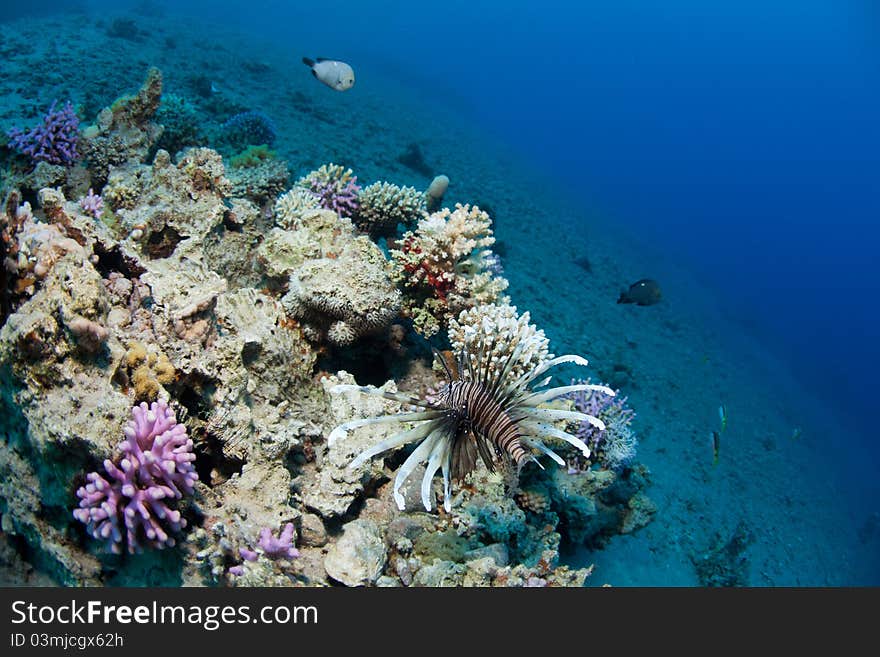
[124,341,148,368]
[131,364,160,401]
[153,353,176,384]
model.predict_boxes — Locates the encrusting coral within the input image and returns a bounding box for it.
[79,67,164,185]
[281,236,401,346]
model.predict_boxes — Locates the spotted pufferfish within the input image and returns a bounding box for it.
[328,338,613,512]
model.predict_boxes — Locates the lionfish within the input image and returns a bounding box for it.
[328,340,614,512]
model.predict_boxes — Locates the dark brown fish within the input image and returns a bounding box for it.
[617,279,662,306]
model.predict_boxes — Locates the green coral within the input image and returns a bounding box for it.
[228,144,277,169]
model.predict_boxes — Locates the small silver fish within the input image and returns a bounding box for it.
[302,57,355,91]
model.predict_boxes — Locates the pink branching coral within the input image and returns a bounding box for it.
[238,523,299,562]
[390,203,509,336]
[297,163,360,217]
[230,523,299,575]
[73,400,198,554]
[78,188,104,219]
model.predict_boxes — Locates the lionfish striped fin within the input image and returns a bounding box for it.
[393,431,444,510]
[328,410,445,445]
[516,406,606,431]
[330,384,438,409]
[522,382,615,407]
[349,420,443,468]
[519,420,592,457]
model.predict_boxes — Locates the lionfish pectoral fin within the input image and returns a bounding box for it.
[474,431,497,474]
[451,429,480,480]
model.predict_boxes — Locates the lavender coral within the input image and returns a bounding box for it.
[78,189,104,219]
[297,163,361,218]
[230,523,299,576]
[7,100,79,165]
[73,400,198,553]
[240,523,299,561]
[567,379,637,470]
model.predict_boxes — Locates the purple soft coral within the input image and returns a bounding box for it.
[567,378,633,452]
[7,100,80,166]
[73,400,198,554]
[78,188,103,219]
[258,523,299,560]
[231,523,299,576]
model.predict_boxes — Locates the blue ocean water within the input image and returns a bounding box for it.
[1,0,877,584]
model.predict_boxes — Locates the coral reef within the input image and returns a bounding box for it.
[566,379,638,470]
[448,303,551,380]
[219,110,277,151]
[273,187,320,230]
[77,188,103,219]
[391,203,509,337]
[281,236,401,346]
[0,65,656,588]
[73,400,198,554]
[226,151,289,203]
[80,67,163,185]
[328,319,610,512]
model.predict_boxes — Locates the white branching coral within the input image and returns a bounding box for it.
[273,187,320,230]
[448,303,552,381]
[354,181,426,236]
[391,203,509,337]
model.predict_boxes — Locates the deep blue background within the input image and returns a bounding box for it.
[5,0,878,453]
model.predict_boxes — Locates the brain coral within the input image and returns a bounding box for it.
[281,236,401,346]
